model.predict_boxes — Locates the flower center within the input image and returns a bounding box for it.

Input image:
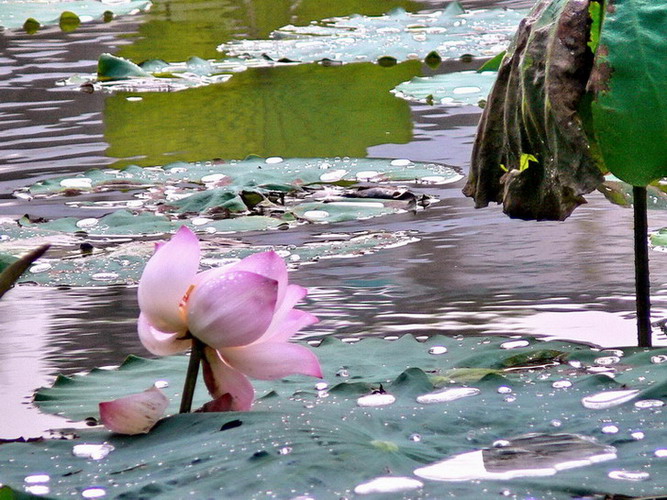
[178,284,196,323]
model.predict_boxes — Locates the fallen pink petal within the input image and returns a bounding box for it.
[99,385,169,435]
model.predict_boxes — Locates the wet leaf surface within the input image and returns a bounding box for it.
[392,70,497,106]
[0,0,152,31]
[1,335,663,498]
[63,4,525,92]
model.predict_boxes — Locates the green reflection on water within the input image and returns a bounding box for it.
[104,61,421,168]
[118,0,424,61]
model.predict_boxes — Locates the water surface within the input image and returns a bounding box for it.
[2,0,666,438]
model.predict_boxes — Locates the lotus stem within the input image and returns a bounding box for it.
[633,186,652,347]
[179,336,205,413]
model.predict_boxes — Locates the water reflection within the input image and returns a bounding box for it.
[103,62,420,168]
[1,0,666,440]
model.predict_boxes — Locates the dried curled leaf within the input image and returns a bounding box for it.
[464,0,605,220]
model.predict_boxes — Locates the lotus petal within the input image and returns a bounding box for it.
[187,271,278,349]
[99,385,169,435]
[202,348,254,411]
[138,314,191,356]
[259,284,309,342]
[261,309,319,343]
[229,251,288,302]
[138,226,200,332]
[222,342,322,380]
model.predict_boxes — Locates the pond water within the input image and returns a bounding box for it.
[2,0,667,439]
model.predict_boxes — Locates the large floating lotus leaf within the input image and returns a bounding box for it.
[69,54,267,92]
[22,157,462,197]
[392,70,497,106]
[0,219,419,286]
[588,1,667,186]
[8,335,666,498]
[463,0,606,221]
[218,4,526,65]
[0,0,152,30]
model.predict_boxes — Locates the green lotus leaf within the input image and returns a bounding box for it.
[0,0,151,30]
[22,157,461,197]
[63,4,524,92]
[393,70,497,106]
[589,1,667,186]
[218,5,526,66]
[0,218,419,286]
[2,336,664,498]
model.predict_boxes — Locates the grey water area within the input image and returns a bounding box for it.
[1,0,667,440]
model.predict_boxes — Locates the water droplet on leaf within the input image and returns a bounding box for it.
[357,393,396,407]
[416,387,480,404]
[581,389,640,409]
[354,476,423,495]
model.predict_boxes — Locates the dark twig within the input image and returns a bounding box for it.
[633,186,652,347]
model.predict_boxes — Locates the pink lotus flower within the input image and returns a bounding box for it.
[136,226,322,411]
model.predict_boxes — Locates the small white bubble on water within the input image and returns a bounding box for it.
[356,170,380,181]
[594,356,621,366]
[278,446,292,455]
[634,399,665,409]
[500,339,529,349]
[390,159,411,167]
[552,380,572,389]
[428,346,447,355]
[354,476,423,495]
[581,389,640,409]
[453,86,481,95]
[81,487,107,498]
[315,382,328,391]
[319,169,347,182]
[493,439,511,448]
[608,470,650,481]
[72,443,114,460]
[191,217,213,226]
[419,175,450,184]
[550,419,562,427]
[302,210,329,221]
[651,354,667,364]
[30,263,52,274]
[201,174,227,183]
[91,273,119,282]
[265,157,284,164]
[357,393,396,407]
[24,474,50,484]
[25,485,50,495]
[416,387,480,404]
[601,425,619,434]
[76,218,99,229]
[586,366,616,375]
[60,178,93,189]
